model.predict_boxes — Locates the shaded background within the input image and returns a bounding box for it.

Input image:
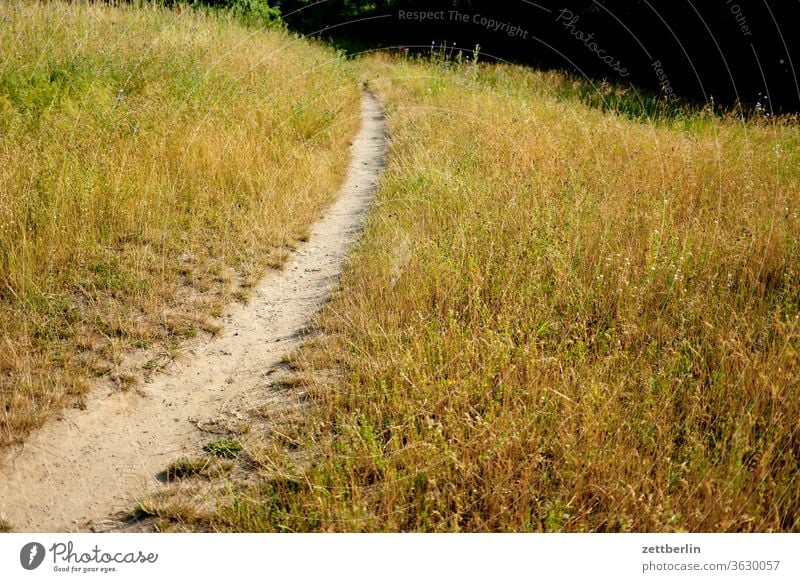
[273,0,800,113]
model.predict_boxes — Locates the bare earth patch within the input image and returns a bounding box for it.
[0,89,387,532]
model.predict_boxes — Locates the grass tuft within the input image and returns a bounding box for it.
[166,457,211,482]
[203,437,244,459]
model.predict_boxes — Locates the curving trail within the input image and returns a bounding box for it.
[0,89,387,532]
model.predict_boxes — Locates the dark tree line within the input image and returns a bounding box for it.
[272,0,800,112]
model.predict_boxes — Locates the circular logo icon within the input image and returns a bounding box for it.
[20,542,46,570]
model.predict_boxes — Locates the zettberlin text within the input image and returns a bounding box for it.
[642,544,701,554]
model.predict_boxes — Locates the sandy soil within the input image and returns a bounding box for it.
[0,89,387,532]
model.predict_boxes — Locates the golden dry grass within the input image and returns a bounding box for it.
[149,53,800,532]
[0,1,359,446]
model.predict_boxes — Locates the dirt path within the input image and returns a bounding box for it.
[0,89,387,532]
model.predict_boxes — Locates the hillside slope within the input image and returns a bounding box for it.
[150,54,800,533]
[0,1,360,447]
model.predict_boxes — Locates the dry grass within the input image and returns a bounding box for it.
[150,53,800,532]
[0,1,360,446]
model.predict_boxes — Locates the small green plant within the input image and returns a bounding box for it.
[203,437,243,459]
[0,518,13,532]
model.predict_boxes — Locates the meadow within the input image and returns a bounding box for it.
[149,53,800,532]
[2,1,799,533]
[0,1,359,446]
